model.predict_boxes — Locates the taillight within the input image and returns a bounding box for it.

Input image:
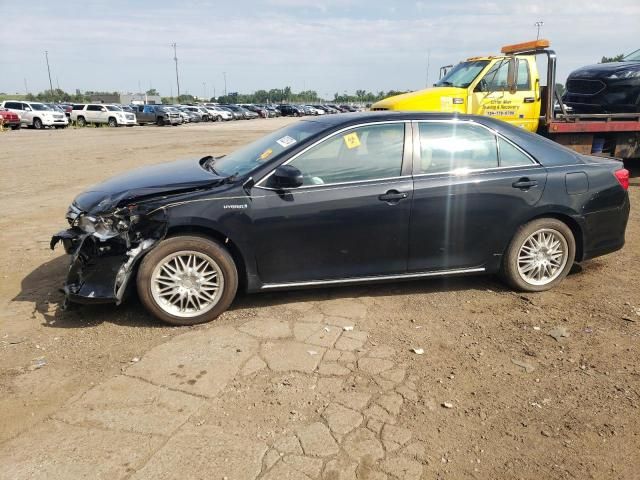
[614,168,629,191]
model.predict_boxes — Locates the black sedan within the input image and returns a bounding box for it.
[563,48,640,114]
[51,112,630,325]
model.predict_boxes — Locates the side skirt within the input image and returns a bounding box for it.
[260,267,486,290]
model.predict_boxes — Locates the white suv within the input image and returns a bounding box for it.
[1,100,69,129]
[204,104,233,121]
[70,104,137,127]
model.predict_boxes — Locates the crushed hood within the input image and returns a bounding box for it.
[74,158,224,213]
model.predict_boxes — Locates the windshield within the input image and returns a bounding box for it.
[623,48,640,62]
[435,60,490,88]
[31,103,50,111]
[211,121,328,177]
[106,105,122,111]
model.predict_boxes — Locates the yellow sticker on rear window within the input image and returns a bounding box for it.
[259,148,273,161]
[343,132,361,149]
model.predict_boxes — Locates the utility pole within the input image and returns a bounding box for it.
[23,78,28,95]
[426,49,431,87]
[535,21,544,40]
[203,81,206,100]
[44,51,54,95]
[223,72,227,96]
[171,43,181,99]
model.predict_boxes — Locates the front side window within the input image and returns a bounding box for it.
[476,60,510,92]
[288,123,405,186]
[30,103,49,111]
[416,122,498,174]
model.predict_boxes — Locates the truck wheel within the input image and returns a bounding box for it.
[33,118,43,129]
[77,116,86,127]
[216,115,222,122]
[156,117,165,126]
[108,117,118,127]
[501,218,575,292]
[137,236,238,326]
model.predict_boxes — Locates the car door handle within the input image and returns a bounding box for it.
[512,178,538,189]
[523,97,535,103]
[378,190,408,203]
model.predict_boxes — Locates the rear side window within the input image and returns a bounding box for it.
[87,105,102,111]
[416,122,498,174]
[72,104,85,110]
[498,137,535,167]
[4,101,21,109]
[516,59,531,91]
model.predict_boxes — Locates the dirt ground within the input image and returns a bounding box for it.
[0,119,638,479]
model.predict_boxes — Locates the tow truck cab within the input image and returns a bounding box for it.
[372,40,551,133]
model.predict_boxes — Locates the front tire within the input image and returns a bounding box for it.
[77,116,86,127]
[502,218,575,292]
[137,236,238,325]
[108,117,118,127]
[33,117,43,129]
[156,117,165,126]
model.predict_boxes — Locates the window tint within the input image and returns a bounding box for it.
[72,104,85,110]
[4,102,21,109]
[416,122,498,174]
[289,123,405,185]
[498,137,534,167]
[87,105,102,111]
[517,59,531,90]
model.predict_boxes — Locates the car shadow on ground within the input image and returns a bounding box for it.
[14,254,589,329]
[13,254,517,329]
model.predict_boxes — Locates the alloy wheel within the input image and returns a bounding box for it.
[150,250,224,318]
[517,228,568,286]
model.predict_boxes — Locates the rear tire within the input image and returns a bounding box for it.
[501,218,575,292]
[137,236,238,325]
[33,118,43,129]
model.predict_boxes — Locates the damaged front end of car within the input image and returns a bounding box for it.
[51,201,168,306]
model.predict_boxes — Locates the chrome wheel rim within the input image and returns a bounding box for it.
[150,250,224,318]
[517,228,568,286]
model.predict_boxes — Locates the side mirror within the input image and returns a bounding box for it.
[270,165,303,189]
[507,57,518,94]
[101,107,107,112]
[24,107,32,111]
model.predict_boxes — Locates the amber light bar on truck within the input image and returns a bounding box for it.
[501,39,550,55]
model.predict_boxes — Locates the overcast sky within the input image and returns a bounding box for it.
[1,0,639,98]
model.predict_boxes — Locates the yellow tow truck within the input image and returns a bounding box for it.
[372,40,640,160]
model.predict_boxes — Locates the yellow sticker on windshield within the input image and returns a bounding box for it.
[259,148,273,161]
[343,132,361,149]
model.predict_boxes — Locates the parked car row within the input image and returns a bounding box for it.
[0,99,362,130]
